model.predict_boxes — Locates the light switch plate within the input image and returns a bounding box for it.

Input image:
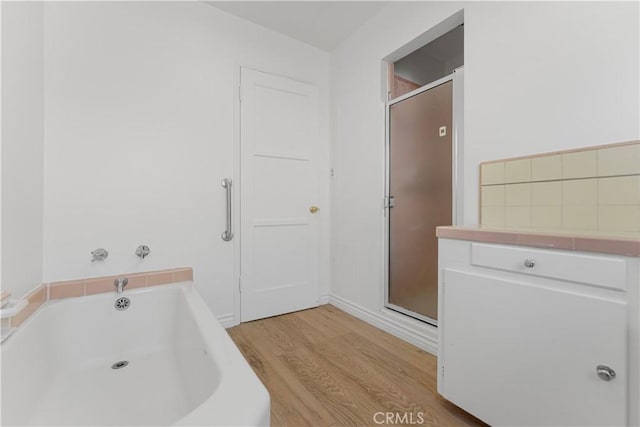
[439,126,447,137]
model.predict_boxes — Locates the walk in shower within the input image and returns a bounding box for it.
[385,77,454,324]
[384,20,464,325]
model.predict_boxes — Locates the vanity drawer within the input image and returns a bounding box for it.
[470,243,627,290]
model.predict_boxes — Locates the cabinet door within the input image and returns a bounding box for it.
[440,269,627,426]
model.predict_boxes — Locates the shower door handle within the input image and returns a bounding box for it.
[385,196,395,208]
[221,178,233,241]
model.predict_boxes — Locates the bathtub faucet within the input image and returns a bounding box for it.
[114,277,129,294]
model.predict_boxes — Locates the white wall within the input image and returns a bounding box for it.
[330,2,639,310]
[42,2,330,320]
[1,2,45,299]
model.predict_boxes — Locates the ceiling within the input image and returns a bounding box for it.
[206,1,389,51]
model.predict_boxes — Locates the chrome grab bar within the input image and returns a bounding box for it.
[221,178,233,241]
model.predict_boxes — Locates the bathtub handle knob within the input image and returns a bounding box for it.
[91,248,109,262]
[135,245,151,259]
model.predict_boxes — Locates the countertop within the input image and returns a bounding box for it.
[436,226,640,257]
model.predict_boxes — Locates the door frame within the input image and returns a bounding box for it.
[383,67,465,326]
[231,63,243,327]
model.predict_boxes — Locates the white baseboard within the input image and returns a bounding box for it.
[218,313,237,329]
[318,294,330,305]
[328,294,438,355]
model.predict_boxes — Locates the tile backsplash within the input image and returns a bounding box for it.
[480,140,640,237]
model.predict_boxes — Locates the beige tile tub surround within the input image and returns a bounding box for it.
[480,140,640,236]
[6,267,193,329]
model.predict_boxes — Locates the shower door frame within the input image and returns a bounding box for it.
[383,67,464,326]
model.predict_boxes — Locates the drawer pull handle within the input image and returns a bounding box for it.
[523,259,535,268]
[596,365,616,382]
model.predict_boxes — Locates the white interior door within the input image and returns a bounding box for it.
[240,68,320,322]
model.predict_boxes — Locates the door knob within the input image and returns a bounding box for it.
[309,206,319,214]
[596,365,616,381]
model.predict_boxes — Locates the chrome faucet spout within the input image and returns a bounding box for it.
[114,277,128,294]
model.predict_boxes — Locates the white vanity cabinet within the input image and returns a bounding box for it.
[437,237,639,427]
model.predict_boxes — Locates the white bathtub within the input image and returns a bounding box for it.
[1,282,270,426]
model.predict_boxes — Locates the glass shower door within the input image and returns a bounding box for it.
[387,80,453,323]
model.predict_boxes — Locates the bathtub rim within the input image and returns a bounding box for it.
[1,281,270,427]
